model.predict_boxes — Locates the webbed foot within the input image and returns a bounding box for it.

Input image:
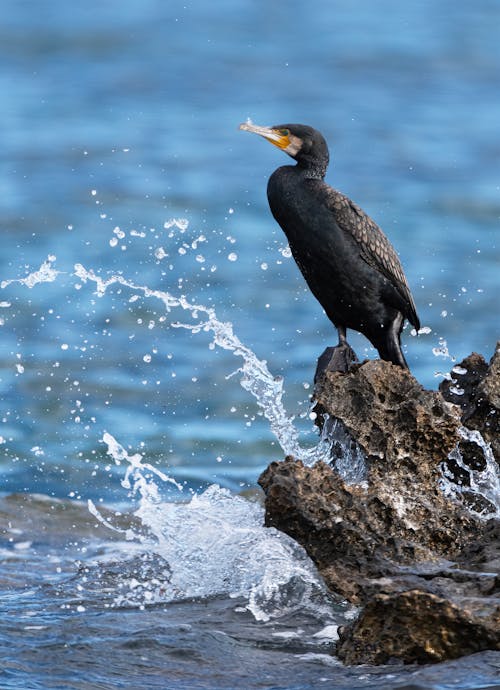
[314,343,359,383]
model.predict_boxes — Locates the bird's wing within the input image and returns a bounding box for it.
[323,188,420,329]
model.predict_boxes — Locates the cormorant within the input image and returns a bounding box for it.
[240,121,420,369]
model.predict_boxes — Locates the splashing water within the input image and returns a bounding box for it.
[0,254,336,472]
[73,261,331,464]
[2,256,348,621]
[1,255,61,289]
[441,426,500,519]
[432,336,459,382]
[88,433,336,621]
[322,416,368,484]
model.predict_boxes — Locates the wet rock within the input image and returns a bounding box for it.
[440,343,499,466]
[337,590,500,665]
[258,344,500,665]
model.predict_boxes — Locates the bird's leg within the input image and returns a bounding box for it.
[337,326,348,347]
[333,327,359,372]
[314,327,359,382]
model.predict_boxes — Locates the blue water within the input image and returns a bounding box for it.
[1,1,499,688]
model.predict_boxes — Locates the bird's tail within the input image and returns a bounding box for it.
[382,335,409,369]
[376,313,409,369]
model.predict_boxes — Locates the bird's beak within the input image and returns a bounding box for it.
[239,122,290,150]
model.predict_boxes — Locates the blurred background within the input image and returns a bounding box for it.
[1,0,499,501]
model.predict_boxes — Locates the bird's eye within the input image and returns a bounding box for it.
[279,128,290,136]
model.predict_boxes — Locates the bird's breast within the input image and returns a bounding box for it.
[267,169,348,264]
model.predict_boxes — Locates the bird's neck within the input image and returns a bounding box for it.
[296,159,327,180]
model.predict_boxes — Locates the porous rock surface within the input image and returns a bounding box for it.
[258,343,500,665]
[440,346,500,475]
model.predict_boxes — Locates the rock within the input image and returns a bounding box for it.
[258,344,500,665]
[337,590,500,665]
[440,343,500,468]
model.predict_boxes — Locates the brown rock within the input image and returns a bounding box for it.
[315,358,460,471]
[258,454,481,604]
[260,361,482,602]
[337,590,500,665]
[258,345,500,665]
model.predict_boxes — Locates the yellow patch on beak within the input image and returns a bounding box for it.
[270,131,291,150]
[239,122,290,150]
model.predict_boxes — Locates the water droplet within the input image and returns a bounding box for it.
[155,247,167,260]
[164,218,189,232]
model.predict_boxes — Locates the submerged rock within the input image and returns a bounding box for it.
[258,343,500,665]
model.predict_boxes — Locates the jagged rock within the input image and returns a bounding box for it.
[258,345,500,665]
[440,343,499,466]
[337,590,500,665]
[258,455,482,604]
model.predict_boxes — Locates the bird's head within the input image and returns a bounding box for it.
[239,121,329,175]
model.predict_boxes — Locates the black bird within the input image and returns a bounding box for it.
[240,121,420,369]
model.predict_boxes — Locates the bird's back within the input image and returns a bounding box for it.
[315,183,420,331]
[267,166,420,338]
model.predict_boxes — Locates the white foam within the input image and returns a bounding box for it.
[89,433,333,622]
[441,426,500,519]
